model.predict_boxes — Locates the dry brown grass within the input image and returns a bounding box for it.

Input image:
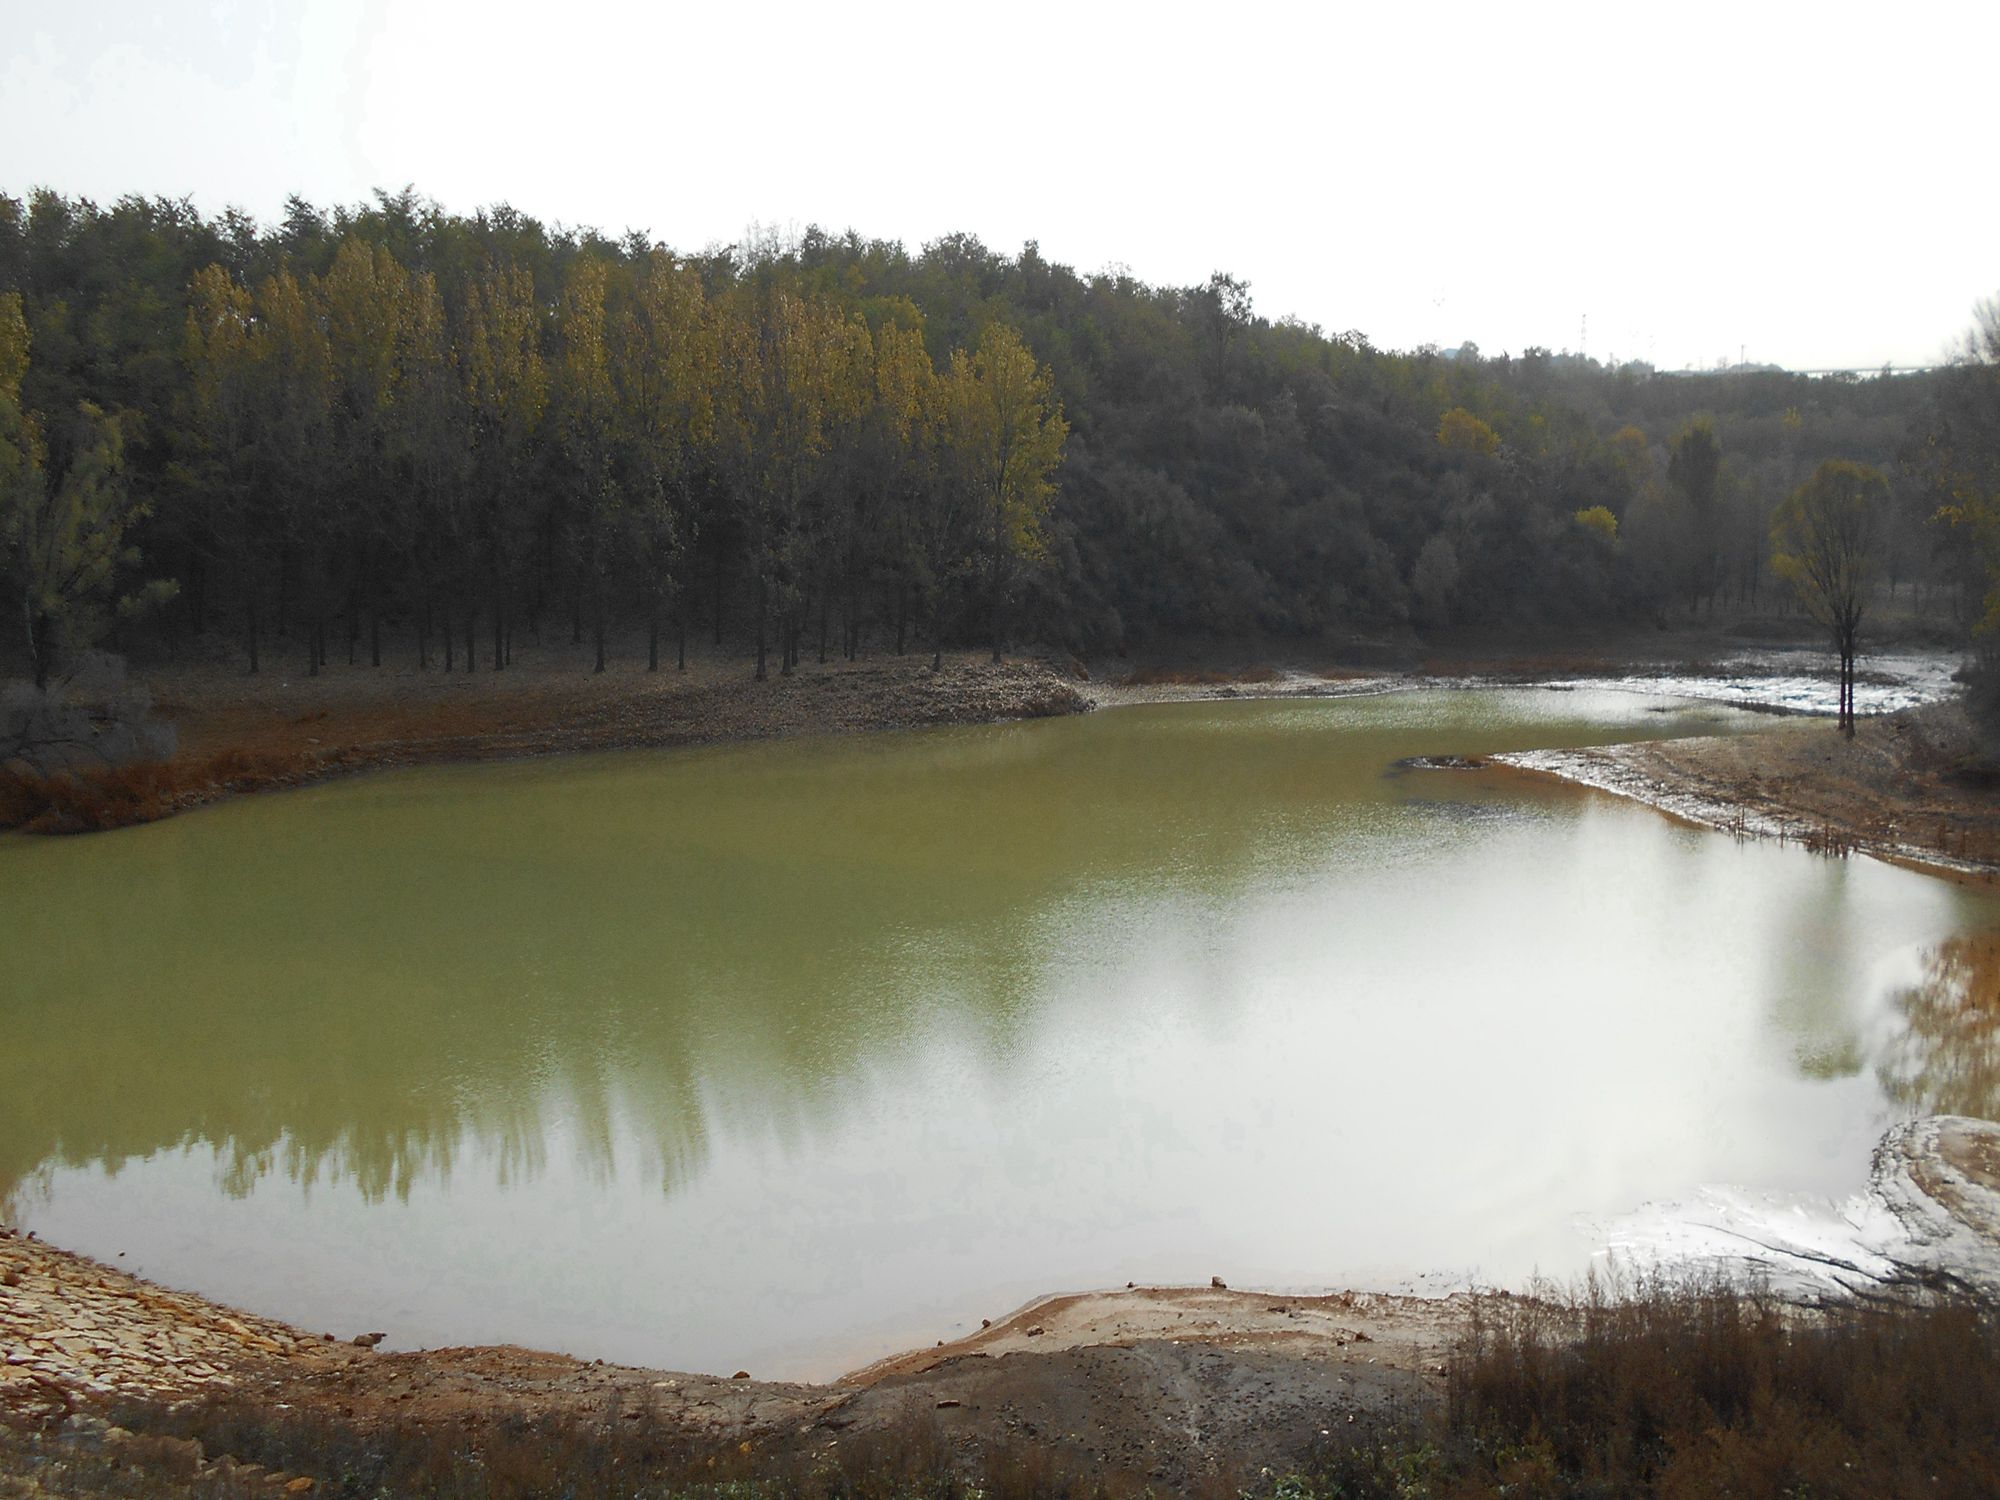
[44,1395,1136,1500]
[0,749,313,834]
[1287,1284,2000,1500]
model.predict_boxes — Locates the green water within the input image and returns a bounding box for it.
[2,688,1995,1378]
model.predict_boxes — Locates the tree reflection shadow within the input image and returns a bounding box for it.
[1877,933,2000,1120]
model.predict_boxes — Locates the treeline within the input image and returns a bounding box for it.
[2,192,1065,686]
[0,188,1980,684]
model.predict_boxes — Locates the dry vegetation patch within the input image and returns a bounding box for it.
[0,645,1090,834]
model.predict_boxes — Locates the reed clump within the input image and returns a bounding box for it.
[1272,1281,2000,1499]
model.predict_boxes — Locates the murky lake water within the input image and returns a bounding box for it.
[4,688,1996,1379]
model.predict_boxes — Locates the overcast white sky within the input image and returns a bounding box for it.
[5,0,1995,371]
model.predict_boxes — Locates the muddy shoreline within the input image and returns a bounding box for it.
[6,635,1984,873]
[7,1117,1998,1487]
[1491,700,2000,881]
[1,1228,1452,1491]
[0,648,1097,833]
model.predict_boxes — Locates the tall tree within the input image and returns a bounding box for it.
[942,323,1067,663]
[730,287,849,679]
[1772,458,1887,737]
[555,256,619,672]
[252,267,335,672]
[616,251,715,671]
[463,257,548,669]
[1926,297,2000,629]
[319,237,408,667]
[181,264,267,668]
[1668,417,1723,610]
[2,293,172,690]
[864,311,937,658]
[389,266,464,671]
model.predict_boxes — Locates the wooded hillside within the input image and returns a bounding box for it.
[0,189,1978,685]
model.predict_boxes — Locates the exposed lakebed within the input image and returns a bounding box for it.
[4,687,1996,1379]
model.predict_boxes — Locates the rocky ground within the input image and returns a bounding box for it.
[2,1226,1451,1493]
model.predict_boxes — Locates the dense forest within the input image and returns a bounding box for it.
[0,188,1992,690]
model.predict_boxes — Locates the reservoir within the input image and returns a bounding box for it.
[2,688,1993,1378]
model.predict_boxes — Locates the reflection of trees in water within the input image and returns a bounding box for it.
[0,819,1159,1213]
[1877,934,2000,1120]
[0,1162,53,1227]
[0,700,1578,1215]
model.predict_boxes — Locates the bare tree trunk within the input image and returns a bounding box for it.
[246,599,260,675]
[755,576,768,681]
[187,557,207,636]
[648,597,660,673]
[29,609,53,691]
[989,538,1004,664]
[464,609,477,675]
[676,606,686,671]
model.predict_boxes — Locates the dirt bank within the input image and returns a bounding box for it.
[1,642,1093,833]
[9,630,1980,848]
[10,1120,1998,1488]
[1495,700,2000,879]
[2,1229,1450,1491]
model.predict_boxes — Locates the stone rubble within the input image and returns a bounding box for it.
[0,1226,313,1411]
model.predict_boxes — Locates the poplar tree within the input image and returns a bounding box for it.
[732,288,848,678]
[319,237,408,666]
[463,258,548,670]
[183,266,268,669]
[252,268,334,673]
[390,266,463,671]
[808,307,873,664]
[863,310,936,659]
[2,293,173,691]
[555,256,619,672]
[616,251,715,671]
[943,323,1067,663]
